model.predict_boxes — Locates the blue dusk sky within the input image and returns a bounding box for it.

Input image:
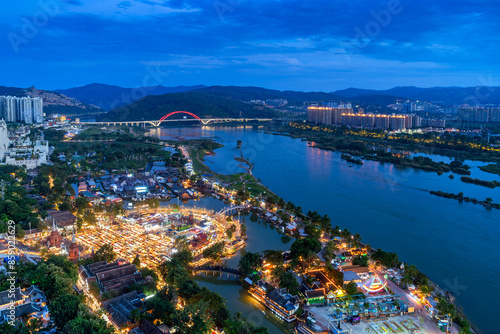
[0,0,499,91]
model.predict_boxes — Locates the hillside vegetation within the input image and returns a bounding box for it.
[100,91,278,121]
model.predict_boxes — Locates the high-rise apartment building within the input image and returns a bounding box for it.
[0,96,43,124]
[458,107,500,123]
[0,120,10,160]
[307,105,354,126]
[308,105,424,130]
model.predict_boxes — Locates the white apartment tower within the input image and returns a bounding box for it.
[0,119,9,160]
[0,96,43,124]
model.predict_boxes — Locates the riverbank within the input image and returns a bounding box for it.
[152,126,494,333]
[179,137,475,334]
[187,142,279,201]
[273,122,500,163]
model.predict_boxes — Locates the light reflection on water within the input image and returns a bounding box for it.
[154,126,500,334]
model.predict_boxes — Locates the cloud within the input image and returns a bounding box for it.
[0,0,499,90]
[61,0,199,17]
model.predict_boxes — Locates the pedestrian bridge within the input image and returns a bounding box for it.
[217,205,249,216]
[190,265,242,280]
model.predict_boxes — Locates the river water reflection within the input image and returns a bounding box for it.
[153,126,500,334]
[172,197,293,334]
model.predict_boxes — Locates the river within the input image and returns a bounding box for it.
[168,197,294,333]
[151,125,500,334]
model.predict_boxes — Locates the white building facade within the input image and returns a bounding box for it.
[0,120,10,161]
[0,96,43,124]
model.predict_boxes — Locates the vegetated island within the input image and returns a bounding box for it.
[341,154,363,165]
[365,152,471,175]
[430,190,499,210]
[184,136,475,334]
[280,122,500,163]
[460,176,500,188]
[479,164,500,176]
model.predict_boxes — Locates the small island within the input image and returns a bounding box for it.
[341,153,363,165]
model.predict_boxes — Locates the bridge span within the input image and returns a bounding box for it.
[74,111,275,127]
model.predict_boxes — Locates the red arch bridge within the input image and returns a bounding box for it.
[74,111,275,126]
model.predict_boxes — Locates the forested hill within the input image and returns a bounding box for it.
[195,85,344,104]
[99,91,278,121]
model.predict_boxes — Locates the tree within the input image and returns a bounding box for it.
[238,252,261,277]
[405,264,419,279]
[203,242,225,262]
[172,301,211,334]
[15,224,25,239]
[437,298,457,319]
[46,255,79,280]
[262,249,283,266]
[271,265,286,284]
[145,287,176,324]
[49,294,81,329]
[132,254,141,268]
[89,281,101,300]
[341,228,351,241]
[82,209,96,226]
[171,249,193,267]
[224,312,269,334]
[371,249,399,268]
[30,263,75,299]
[59,200,72,211]
[249,213,259,222]
[240,224,247,236]
[74,197,89,213]
[94,244,117,263]
[345,281,358,295]
[304,223,321,239]
[323,241,338,262]
[401,274,413,288]
[290,238,321,260]
[162,261,189,287]
[352,233,362,248]
[174,235,190,252]
[419,278,434,297]
[352,255,369,267]
[279,271,299,295]
[62,304,115,334]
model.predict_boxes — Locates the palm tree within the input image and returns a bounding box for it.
[406,264,419,279]
[324,241,338,262]
[401,274,413,288]
[304,250,318,269]
[352,233,362,248]
[341,228,351,241]
[419,277,433,297]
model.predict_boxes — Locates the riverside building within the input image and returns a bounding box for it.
[307,106,422,131]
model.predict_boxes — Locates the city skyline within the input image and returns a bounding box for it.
[1,1,499,91]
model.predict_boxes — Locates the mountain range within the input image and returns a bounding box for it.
[0,86,101,114]
[331,86,500,105]
[3,83,500,122]
[55,83,206,110]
